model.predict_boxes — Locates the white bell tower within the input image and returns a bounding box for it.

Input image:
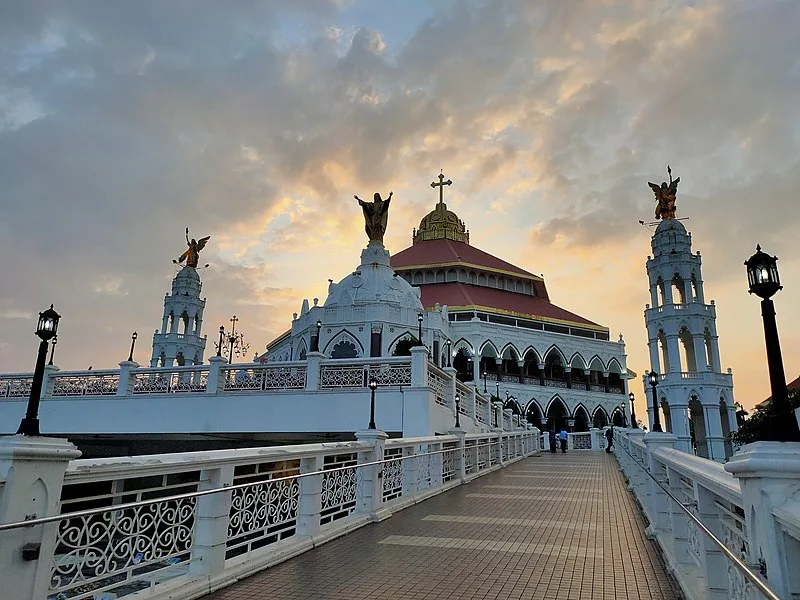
[151,266,208,367]
[643,217,737,461]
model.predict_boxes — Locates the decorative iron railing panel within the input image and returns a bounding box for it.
[381,447,404,503]
[52,373,121,396]
[226,460,300,559]
[49,497,196,600]
[0,376,33,398]
[320,453,358,525]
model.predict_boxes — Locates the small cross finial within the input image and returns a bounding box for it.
[430,170,453,207]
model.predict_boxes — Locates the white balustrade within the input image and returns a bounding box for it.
[0,430,537,600]
[614,429,794,600]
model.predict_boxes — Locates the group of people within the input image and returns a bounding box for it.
[547,425,614,453]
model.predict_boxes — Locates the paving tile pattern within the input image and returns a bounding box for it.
[203,452,681,600]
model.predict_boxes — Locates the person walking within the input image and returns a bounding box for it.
[559,428,568,453]
[605,426,614,453]
[549,428,557,453]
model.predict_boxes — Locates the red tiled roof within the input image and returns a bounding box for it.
[392,238,538,279]
[757,374,800,408]
[418,282,604,329]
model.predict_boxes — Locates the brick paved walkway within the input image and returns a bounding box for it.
[203,452,680,600]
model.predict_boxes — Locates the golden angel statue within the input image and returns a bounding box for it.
[355,191,393,243]
[648,166,680,220]
[174,227,210,268]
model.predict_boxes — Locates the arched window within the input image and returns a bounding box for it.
[330,340,358,359]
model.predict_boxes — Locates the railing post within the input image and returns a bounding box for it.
[354,428,390,521]
[296,455,323,538]
[643,432,676,539]
[42,364,59,398]
[190,464,234,577]
[117,360,138,396]
[448,428,467,482]
[0,436,81,600]
[305,351,323,391]
[206,355,227,394]
[726,441,800,599]
[410,346,429,388]
[402,445,419,499]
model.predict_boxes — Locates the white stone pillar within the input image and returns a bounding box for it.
[296,456,323,538]
[305,351,323,391]
[668,401,692,454]
[190,464,234,577]
[410,345,429,388]
[643,432,676,537]
[354,428,390,522]
[205,355,227,394]
[725,442,800,599]
[117,360,139,396]
[0,436,81,600]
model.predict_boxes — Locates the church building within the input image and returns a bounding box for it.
[262,172,631,432]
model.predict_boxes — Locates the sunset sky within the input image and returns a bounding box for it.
[1,1,798,418]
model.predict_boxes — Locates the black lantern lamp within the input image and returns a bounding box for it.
[47,334,58,366]
[647,371,663,432]
[314,320,322,352]
[417,312,424,346]
[17,304,60,436]
[368,377,378,429]
[454,392,461,428]
[216,326,224,357]
[745,245,799,441]
[629,392,638,428]
[127,331,138,362]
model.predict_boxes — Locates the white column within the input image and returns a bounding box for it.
[0,436,81,600]
[189,464,234,576]
[726,442,800,600]
[354,428,390,522]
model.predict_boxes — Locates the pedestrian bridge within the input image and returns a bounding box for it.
[0,428,796,600]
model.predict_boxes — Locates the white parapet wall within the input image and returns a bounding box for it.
[614,428,800,600]
[0,429,540,600]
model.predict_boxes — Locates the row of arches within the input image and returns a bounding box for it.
[652,271,704,307]
[401,269,535,296]
[504,395,626,431]
[653,323,719,374]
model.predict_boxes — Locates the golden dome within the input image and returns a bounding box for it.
[413,203,469,245]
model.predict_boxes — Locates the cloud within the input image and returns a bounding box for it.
[0,0,798,409]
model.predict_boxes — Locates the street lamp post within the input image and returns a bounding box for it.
[648,371,663,432]
[127,331,138,362]
[629,392,638,428]
[47,334,57,366]
[17,304,60,436]
[368,377,378,429]
[745,245,800,441]
[454,392,461,428]
[482,370,487,393]
[417,312,424,346]
[314,320,322,352]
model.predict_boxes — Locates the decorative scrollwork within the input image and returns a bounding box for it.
[0,376,33,397]
[381,448,404,503]
[49,498,195,597]
[572,433,592,450]
[227,478,299,556]
[320,454,358,525]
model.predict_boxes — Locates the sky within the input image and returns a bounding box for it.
[1,0,798,419]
